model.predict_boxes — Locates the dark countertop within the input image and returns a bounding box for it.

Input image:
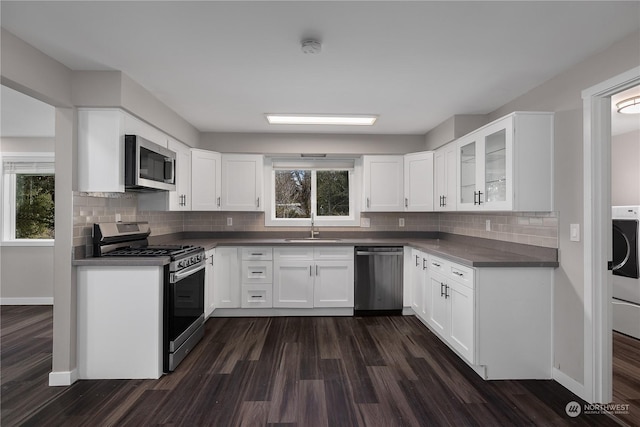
[74,232,558,268]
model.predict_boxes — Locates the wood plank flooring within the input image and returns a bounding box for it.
[1,305,637,426]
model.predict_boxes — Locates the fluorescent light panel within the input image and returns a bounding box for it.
[266,114,377,126]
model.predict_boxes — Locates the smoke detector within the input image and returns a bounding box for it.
[301,39,322,54]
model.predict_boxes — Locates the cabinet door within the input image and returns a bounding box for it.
[221,154,264,211]
[191,149,221,211]
[204,249,216,317]
[314,261,354,307]
[419,255,430,321]
[404,152,434,211]
[168,139,192,211]
[448,280,475,363]
[77,109,125,193]
[435,144,457,211]
[363,156,404,211]
[427,274,448,336]
[213,247,240,308]
[457,135,481,211]
[481,119,513,210]
[273,261,314,308]
[411,250,423,315]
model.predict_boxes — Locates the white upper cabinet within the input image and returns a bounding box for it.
[221,154,264,211]
[77,109,125,193]
[456,112,553,212]
[167,139,192,210]
[191,149,222,211]
[403,151,434,211]
[434,143,457,211]
[362,155,404,212]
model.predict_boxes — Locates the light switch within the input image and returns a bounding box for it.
[570,224,580,242]
[227,217,233,226]
[399,218,405,227]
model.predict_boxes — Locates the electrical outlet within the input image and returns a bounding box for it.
[399,218,405,227]
[227,217,233,226]
[360,217,371,228]
[115,213,121,222]
[485,219,491,231]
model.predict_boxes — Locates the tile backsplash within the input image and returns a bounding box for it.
[73,192,559,256]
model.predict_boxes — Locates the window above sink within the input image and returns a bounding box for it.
[264,157,361,227]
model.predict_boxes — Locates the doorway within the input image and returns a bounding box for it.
[582,66,640,405]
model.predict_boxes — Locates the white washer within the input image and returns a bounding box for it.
[612,206,640,340]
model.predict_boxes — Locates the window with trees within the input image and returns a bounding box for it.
[2,157,55,241]
[267,159,358,226]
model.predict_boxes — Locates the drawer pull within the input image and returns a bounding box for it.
[251,295,262,298]
[453,271,464,277]
[432,262,441,268]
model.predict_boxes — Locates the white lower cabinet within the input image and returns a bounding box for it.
[241,247,273,308]
[204,248,216,317]
[426,257,475,363]
[416,251,552,379]
[77,266,164,379]
[273,246,354,308]
[213,247,240,308]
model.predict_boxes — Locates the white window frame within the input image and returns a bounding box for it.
[264,157,361,227]
[1,153,55,246]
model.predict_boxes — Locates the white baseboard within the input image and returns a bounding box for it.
[1,297,53,305]
[553,367,586,401]
[48,369,78,386]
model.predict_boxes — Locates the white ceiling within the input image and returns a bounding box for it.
[1,1,639,136]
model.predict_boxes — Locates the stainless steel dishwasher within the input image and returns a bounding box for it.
[354,246,404,315]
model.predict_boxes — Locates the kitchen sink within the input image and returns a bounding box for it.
[285,238,342,243]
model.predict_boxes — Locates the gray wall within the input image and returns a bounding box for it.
[490,30,640,384]
[424,114,489,151]
[199,132,425,155]
[0,137,56,302]
[0,246,54,302]
[612,129,640,206]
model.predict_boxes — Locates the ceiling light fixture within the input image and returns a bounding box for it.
[616,96,640,114]
[265,114,378,126]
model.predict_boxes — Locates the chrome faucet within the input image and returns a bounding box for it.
[310,213,319,238]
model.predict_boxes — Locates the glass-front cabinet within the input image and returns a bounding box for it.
[457,115,519,211]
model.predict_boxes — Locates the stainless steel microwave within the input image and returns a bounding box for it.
[124,135,176,191]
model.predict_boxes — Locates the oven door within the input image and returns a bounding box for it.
[167,263,205,354]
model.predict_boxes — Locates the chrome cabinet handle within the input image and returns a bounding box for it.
[444,284,450,299]
[316,265,319,276]
[310,265,313,276]
[422,258,427,270]
[440,282,445,297]
[217,196,221,207]
[415,255,420,266]
[405,198,408,208]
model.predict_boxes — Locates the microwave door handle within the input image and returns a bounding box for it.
[164,158,175,183]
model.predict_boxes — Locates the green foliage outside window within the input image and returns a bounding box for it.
[275,169,349,219]
[15,174,55,239]
[317,171,349,216]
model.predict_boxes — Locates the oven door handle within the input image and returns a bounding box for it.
[171,263,205,283]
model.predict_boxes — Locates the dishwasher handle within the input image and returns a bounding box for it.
[356,250,403,256]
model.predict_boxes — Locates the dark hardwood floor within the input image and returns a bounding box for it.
[1,305,636,426]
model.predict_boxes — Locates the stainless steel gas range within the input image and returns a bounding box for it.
[93,222,205,372]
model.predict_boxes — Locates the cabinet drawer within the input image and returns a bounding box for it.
[241,247,273,261]
[274,247,314,261]
[428,256,449,274]
[314,246,354,260]
[449,264,474,288]
[241,261,273,283]
[241,284,273,308]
